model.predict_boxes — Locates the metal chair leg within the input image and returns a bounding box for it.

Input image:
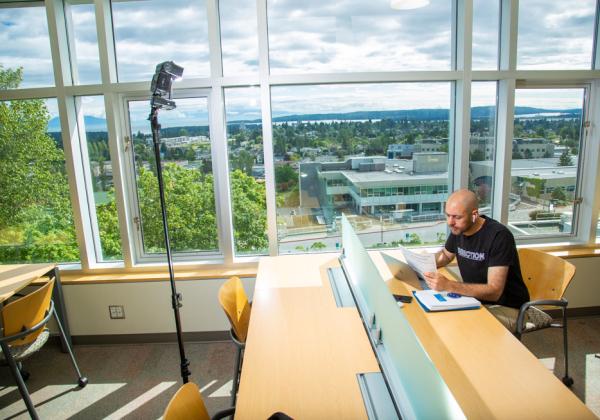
[231,344,242,406]
[561,308,574,387]
[53,308,88,388]
[1,342,39,420]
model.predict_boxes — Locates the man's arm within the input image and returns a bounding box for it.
[423,266,508,302]
[435,248,455,268]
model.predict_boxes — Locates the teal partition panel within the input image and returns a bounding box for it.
[340,214,464,420]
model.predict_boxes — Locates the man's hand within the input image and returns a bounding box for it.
[423,271,453,291]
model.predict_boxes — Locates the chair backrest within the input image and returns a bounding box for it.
[163,382,210,420]
[1,278,55,346]
[218,276,251,342]
[518,248,576,301]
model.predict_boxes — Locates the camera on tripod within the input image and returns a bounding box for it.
[150,61,184,110]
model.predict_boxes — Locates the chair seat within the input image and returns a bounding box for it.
[522,306,553,333]
[0,329,50,364]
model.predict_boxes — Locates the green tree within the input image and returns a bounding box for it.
[551,187,566,203]
[96,190,122,259]
[137,164,218,252]
[275,164,298,192]
[558,149,573,166]
[231,170,267,252]
[0,65,79,263]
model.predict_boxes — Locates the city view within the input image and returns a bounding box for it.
[56,103,582,257]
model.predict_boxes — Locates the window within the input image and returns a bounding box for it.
[0,4,54,88]
[472,0,499,69]
[224,87,268,256]
[219,0,259,76]
[508,88,584,237]
[76,96,122,261]
[0,97,79,263]
[271,82,451,253]
[2,2,600,269]
[111,0,210,82]
[125,96,218,257]
[517,0,596,69]
[65,1,101,85]
[469,82,497,211]
[268,0,452,74]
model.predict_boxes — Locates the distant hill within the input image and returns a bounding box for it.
[46,106,581,132]
[47,115,107,132]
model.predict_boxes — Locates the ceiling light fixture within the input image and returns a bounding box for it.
[390,0,430,10]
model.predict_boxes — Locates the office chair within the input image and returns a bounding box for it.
[218,276,251,405]
[516,248,576,387]
[163,381,235,420]
[0,278,88,420]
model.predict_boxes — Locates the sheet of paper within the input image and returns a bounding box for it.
[400,245,436,278]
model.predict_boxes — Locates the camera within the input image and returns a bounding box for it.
[150,61,184,110]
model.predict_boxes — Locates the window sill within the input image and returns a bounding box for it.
[58,265,258,285]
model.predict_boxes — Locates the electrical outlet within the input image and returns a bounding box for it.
[109,305,125,319]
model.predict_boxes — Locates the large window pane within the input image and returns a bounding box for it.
[0,95,79,263]
[508,88,584,237]
[224,88,268,255]
[0,5,54,88]
[271,83,451,253]
[469,82,497,211]
[76,96,122,261]
[472,0,499,70]
[517,1,596,69]
[219,0,259,76]
[66,1,101,85]
[268,0,452,74]
[111,0,209,82]
[127,97,218,255]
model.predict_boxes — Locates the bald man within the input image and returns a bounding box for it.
[423,189,530,332]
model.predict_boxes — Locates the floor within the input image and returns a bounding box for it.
[1,316,599,419]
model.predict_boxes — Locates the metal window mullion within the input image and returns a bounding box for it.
[499,0,518,72]
[46,0,96,268]
[452,0,473,191]
[257,0,277,256]
[493,0,519,222]
[94,0,117,84]
[493,79,515,223]
[207,0,234,263]
[104,92,134,267]
[95,0,134,266]
[593,0,600,69]
[575,82,600,243]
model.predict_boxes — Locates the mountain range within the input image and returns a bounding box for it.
[46,106,580,132]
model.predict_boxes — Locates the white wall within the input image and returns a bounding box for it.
[563,257,600,308]
[63,277,255,336]
[61,256,599,337]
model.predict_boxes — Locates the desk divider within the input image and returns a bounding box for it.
[340,215,465,420]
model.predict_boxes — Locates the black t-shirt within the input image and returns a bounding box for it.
[444,215,529,308]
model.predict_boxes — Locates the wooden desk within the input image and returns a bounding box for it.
[236,252,595,419]
[0,263,72,351]
[235,254,380,419]
[374,250,595,419]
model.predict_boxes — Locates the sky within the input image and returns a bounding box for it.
[0,0,595,124]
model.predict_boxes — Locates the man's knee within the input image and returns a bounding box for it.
[486,304,519,333]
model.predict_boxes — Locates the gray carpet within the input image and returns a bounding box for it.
[1,316,599,419]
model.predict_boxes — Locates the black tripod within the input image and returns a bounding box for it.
[149,107,190,384]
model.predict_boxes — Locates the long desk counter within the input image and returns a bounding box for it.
[235,252,595,419]
[235,254,380,419]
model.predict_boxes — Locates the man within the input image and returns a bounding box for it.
[423,189,530,332]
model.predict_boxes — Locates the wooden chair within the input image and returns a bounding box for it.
[0,278,87,419]
[516,248,576,386]
[218,276,251,405]
[163,382,235,420]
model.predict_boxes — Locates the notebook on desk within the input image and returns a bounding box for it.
[412,290,481,312]
[381,252,430,290]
